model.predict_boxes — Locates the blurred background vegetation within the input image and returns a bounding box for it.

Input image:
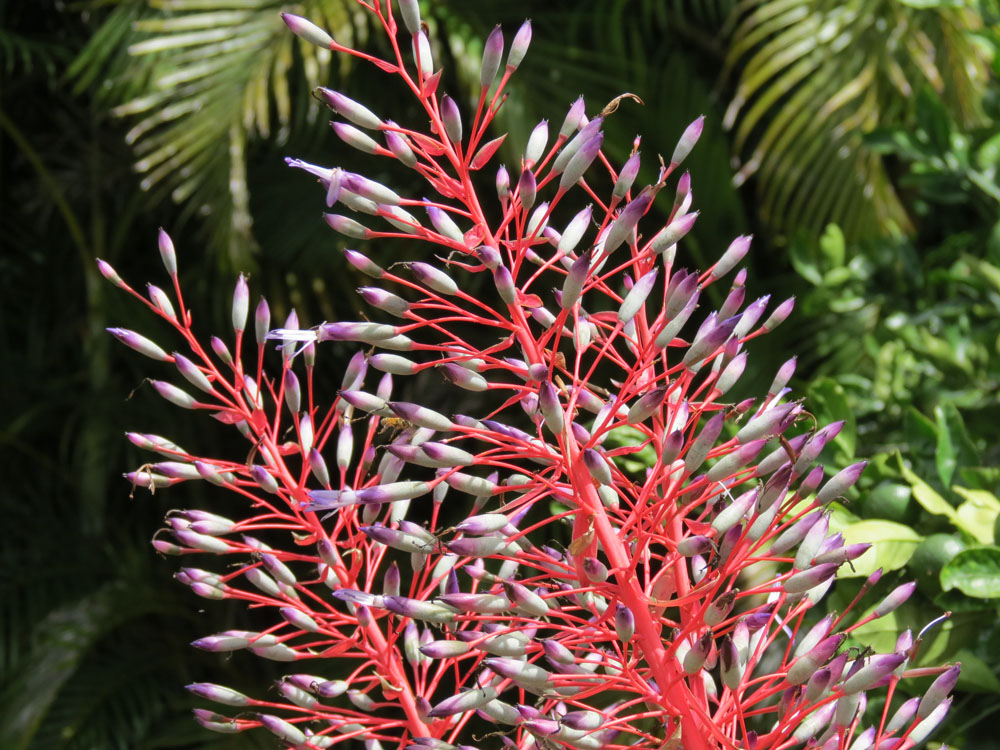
[3,0,1000,747]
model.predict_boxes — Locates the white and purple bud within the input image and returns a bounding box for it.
[147,284,177,321]
[447,536,508,557]
[684,413,725,473]
[383,595,456,624]
[506,20,532,70]
[559,96,587,138]
[281,607,320,633]
[517,168,536,211]
[480,25,504,87]
[108,327,169,361]
[712,488,757,536]
[917,663,961,719]
[649,211,699,256]
[582,448,613,485]
[428,686,497,718]
[558,205,592,256]
[909,697,951,744]
[683,631,713,674]
[816,461,867,505]
[677,535,713,557]
[719,635,742,690]
[626,384,667,424]
[618,268,659,325]
[317,88,382,129]
[604,191,653,255]
[389,401,453,431]
[187,682,250,706]
[397,0,421,34]
[771,510,822,553]
[151,380,199,409]
[559,131,604,190]
[793,512,830,569]
[97,258,125,287]
[456,513,509,535]
[873,582,919,619]
[615,604,635,641]
[384,123,418,168]
[440,95,463,144]
[343,248,384,278]
[259,714,307,745]
[561,249,592,309]
[281,13,334,48]
[612,152,641,204]
[762,296,795,331]
[410,259,461,294]
[842,653,908,694]
[325,212,370,238]
[682,315,738,369]
[783,563,840,594]
[503,581,549,617]
[524,120,549,168]
[736,403,799,444]
[582,556,609,582]
[495,164,510,202]
[670,115,704,167]
[661,429,685,466]
[709,235,751,283]
[485,657,552,687]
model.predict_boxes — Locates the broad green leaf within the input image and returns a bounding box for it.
[896,452,959,523]
[934,403,980,488]
[954,487,1000,545]
[818,223,846,268]
[833,519,922,577]
[940,546,1000,598]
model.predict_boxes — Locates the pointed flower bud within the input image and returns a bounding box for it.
[875,581,917,617]
[282,13,334,48]
[816,461,867,505]
[428,686,497,717]
[440,95,462,144]
[517,168,536,211]
[615,604,635,641]
[559,132,604,190]
[108,328,169,361]
[506,20,532,70]
[559,96,587,138]
[618,268,658,325]
[670,115,704,167]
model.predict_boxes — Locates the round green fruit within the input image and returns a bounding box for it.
[863,481,915,523]
[909,533,968,580]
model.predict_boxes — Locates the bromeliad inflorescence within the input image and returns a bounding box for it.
[104,2,957,749]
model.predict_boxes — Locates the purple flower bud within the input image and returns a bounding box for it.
[706,440,765,483]
[516,168,536,211]
[325,212,370,239]
[317,88,382,129]
[816,461,867,505]
[440,95,463,144]
[187,682,250,706]
[147,284,176,321]
[108,327,169,361]
[582,556,609,582]
[649,211,699,256]
[736,403,798,445]
[437,593,510,614]
[916,663,960,719]
[682,316,738,369]
[281,13,334,48]
[485,657,552,687]
[480,25,505,88]
[886,696,920,733]
[506,20,532,70]
[342,248,384,279]
[397,0,421,34]
[495,164,510,203]
[712,487,757,536]
[358,480,432,505]
[677,535,713,557]
[762,296,795,331]
[559,96,587,138]
[618,268,659,325]
[447,536,508,557]
[604,191,653,256]
[192,633,252,652]
[842,653,908,694]
[683,631,713,674]
[910,697,952,744]
[718,635,741,690]
[428,686,497,718]
[559,131,604,190]
[612,152,642,204]
[582,448,613,485]
[561,249,592,309]
[383,595,456,624]
[670,115,704,167]
[602,604,633,645]
[151,380,199,410]
[410,259,460,294]
[388,401,453,431]
[524,119,549,167]
[872,581,918,619]
[97,258,125,287]
[502,581,549,616]
[783,562,839,594]
[259,714,307,745]
[456,513,509,535]
[709,235,752,283]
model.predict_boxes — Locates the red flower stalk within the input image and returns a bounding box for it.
[106,4,956,750]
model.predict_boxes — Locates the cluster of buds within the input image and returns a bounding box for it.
[105,2,957,749]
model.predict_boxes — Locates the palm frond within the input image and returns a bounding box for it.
[68,0,365,269]
[722,0,991,243]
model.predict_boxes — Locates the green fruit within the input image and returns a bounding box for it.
[909,533,968,580]
[864,481,915,523]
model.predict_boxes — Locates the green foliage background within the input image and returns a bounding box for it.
[3,0,1000,748]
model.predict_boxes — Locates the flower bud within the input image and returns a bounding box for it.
[783,563,839,594]
[389,401,453,431]
[506,20,532,70]
[615,604,635,641]
[325,212,370,238]
[397,0,421,34]
[107,327,169,361]
[525,119,549,167]
[918,663,960,719]
[559,131,604,190]
[618,268,658,325]
[282,13,334,48]
[712,487,757,536]
[428,686,497,717]
[447,536,508,557]
[670,115,704,167]
[485,657,552,687]
[816,461,867,505]
[561,249,592,309]
[504,581,549,616]
[412,30,433,76]
[517,168,536,211]
[187,682,250,706]
[440,95,462,144]
[480,25,504,87]
[842,653,907,694]
[582,448,613,485]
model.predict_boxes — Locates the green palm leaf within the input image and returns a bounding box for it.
[68,0,364,268]
[722,0,990,242]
